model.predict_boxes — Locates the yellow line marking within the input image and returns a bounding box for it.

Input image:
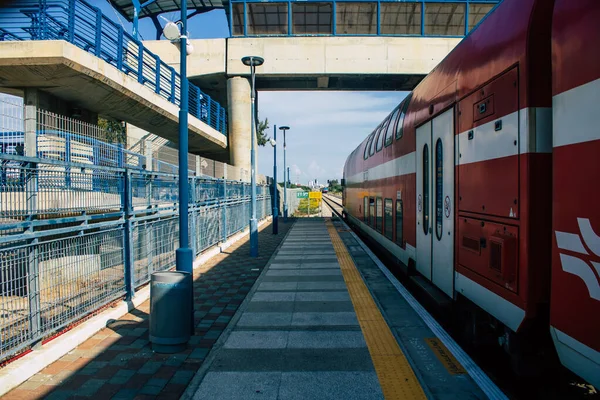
[424,338,467,375]
[326,219,427,400]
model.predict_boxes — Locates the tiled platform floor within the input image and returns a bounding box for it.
[2,219,293,400]
[192,219,385,400]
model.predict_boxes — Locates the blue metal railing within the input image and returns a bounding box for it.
[0,0,228,136]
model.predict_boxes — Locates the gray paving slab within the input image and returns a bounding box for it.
[246,302,296,313]
[212,349,374,372]
[237,312,293,327]
[296,281,348,290]
[291,312,359,326]
[268,262,339,270]
[266,269,341,277]
[257,282,298,291]
[223,331,289,349]
[278,371,384,400]
[294,291,351,302]
[293,301,355,313]
[193,372,280,400]
[287,331,366,349]
[250,292,296,302]
[262,275,344,282]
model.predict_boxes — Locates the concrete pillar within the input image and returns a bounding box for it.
[24,88,39,157]
[144,139,153,171]
[227,76,251,182]
[195,155,201,176]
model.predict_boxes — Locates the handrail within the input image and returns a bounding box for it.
[0,0,228,136]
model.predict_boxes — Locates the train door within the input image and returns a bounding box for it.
[416,108,455,297]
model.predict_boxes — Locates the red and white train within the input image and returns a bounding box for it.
[342,0,599,387]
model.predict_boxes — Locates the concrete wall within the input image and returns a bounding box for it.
[143,39,226,77]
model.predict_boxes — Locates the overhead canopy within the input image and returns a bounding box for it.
[109,0,225,21]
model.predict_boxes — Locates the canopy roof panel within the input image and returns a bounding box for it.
[110,0,225,21]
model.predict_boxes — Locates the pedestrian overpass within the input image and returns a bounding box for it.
[0,0,499,177]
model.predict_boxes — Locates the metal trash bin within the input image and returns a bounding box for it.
[149,271,192,353]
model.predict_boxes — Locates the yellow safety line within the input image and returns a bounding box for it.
[326,219,427,400]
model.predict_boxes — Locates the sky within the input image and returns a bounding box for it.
[72,2,409,184]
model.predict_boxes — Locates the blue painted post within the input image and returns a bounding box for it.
[117,26,124,71]
[283,129,287,221]
[67,0,75,42]
[215,106,220,132]
[138,45,144,84]
[207,97,212,127]
[132,0,141,41]
[465,0,470,35]
[65,133,71,189]
[249,61,258,257]
[243,2,248,36]
[155,55,161,94]
[123,170,135,300]
[332,1,337,35]
[176,0,193,275]
[272,125,278,234]
[95,8,102,57]
[170,67,176,103]
[288,1,292,36]
[376,0,381,35]
[221,186,227,242]
[421,1,425,36]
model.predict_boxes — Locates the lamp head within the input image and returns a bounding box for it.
[186,42,194,55]
[279,126,290,131]
[269,138,276,147]
[163,21,181,41]
[241,56,265,67]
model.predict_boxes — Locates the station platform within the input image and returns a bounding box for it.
[2,217,505,400]
[186,218,504,400]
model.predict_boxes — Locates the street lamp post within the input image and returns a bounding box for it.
[160,4,193,275]
[279,126,290,221]
[270,126,278,234]
[241,56,264,257]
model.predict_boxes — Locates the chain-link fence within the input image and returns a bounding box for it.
[0,95,272,363]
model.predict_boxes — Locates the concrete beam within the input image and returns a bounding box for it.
[226,36,461,77]
[0,41,227,161]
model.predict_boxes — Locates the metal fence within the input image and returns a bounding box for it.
[0,110,270,364]
[0,0,228,135]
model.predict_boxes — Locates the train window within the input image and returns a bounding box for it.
[396,200,403,245]
[435,139,443,240]
[363,196,368,222]
[363,134,373,159]
[369,197,375,226]
[376,197,383,232]
[376,119,388,152]
[385,107,400,147]
[370,127,380,156]
[423,144,429,235]
[384,199,393,240]
[395,94,412,140]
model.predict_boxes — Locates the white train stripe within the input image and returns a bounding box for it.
[553,77,600,148]
[457,110,519,166]
[347,151,415,185]
[550,327,600,389]
[455,272,526,332]
[351,106,553,181]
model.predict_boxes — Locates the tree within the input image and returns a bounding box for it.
[98,118,126,144]
[256,117,270,146]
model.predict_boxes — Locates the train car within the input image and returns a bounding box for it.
[549,0,600,387]
[342,0,599,386]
